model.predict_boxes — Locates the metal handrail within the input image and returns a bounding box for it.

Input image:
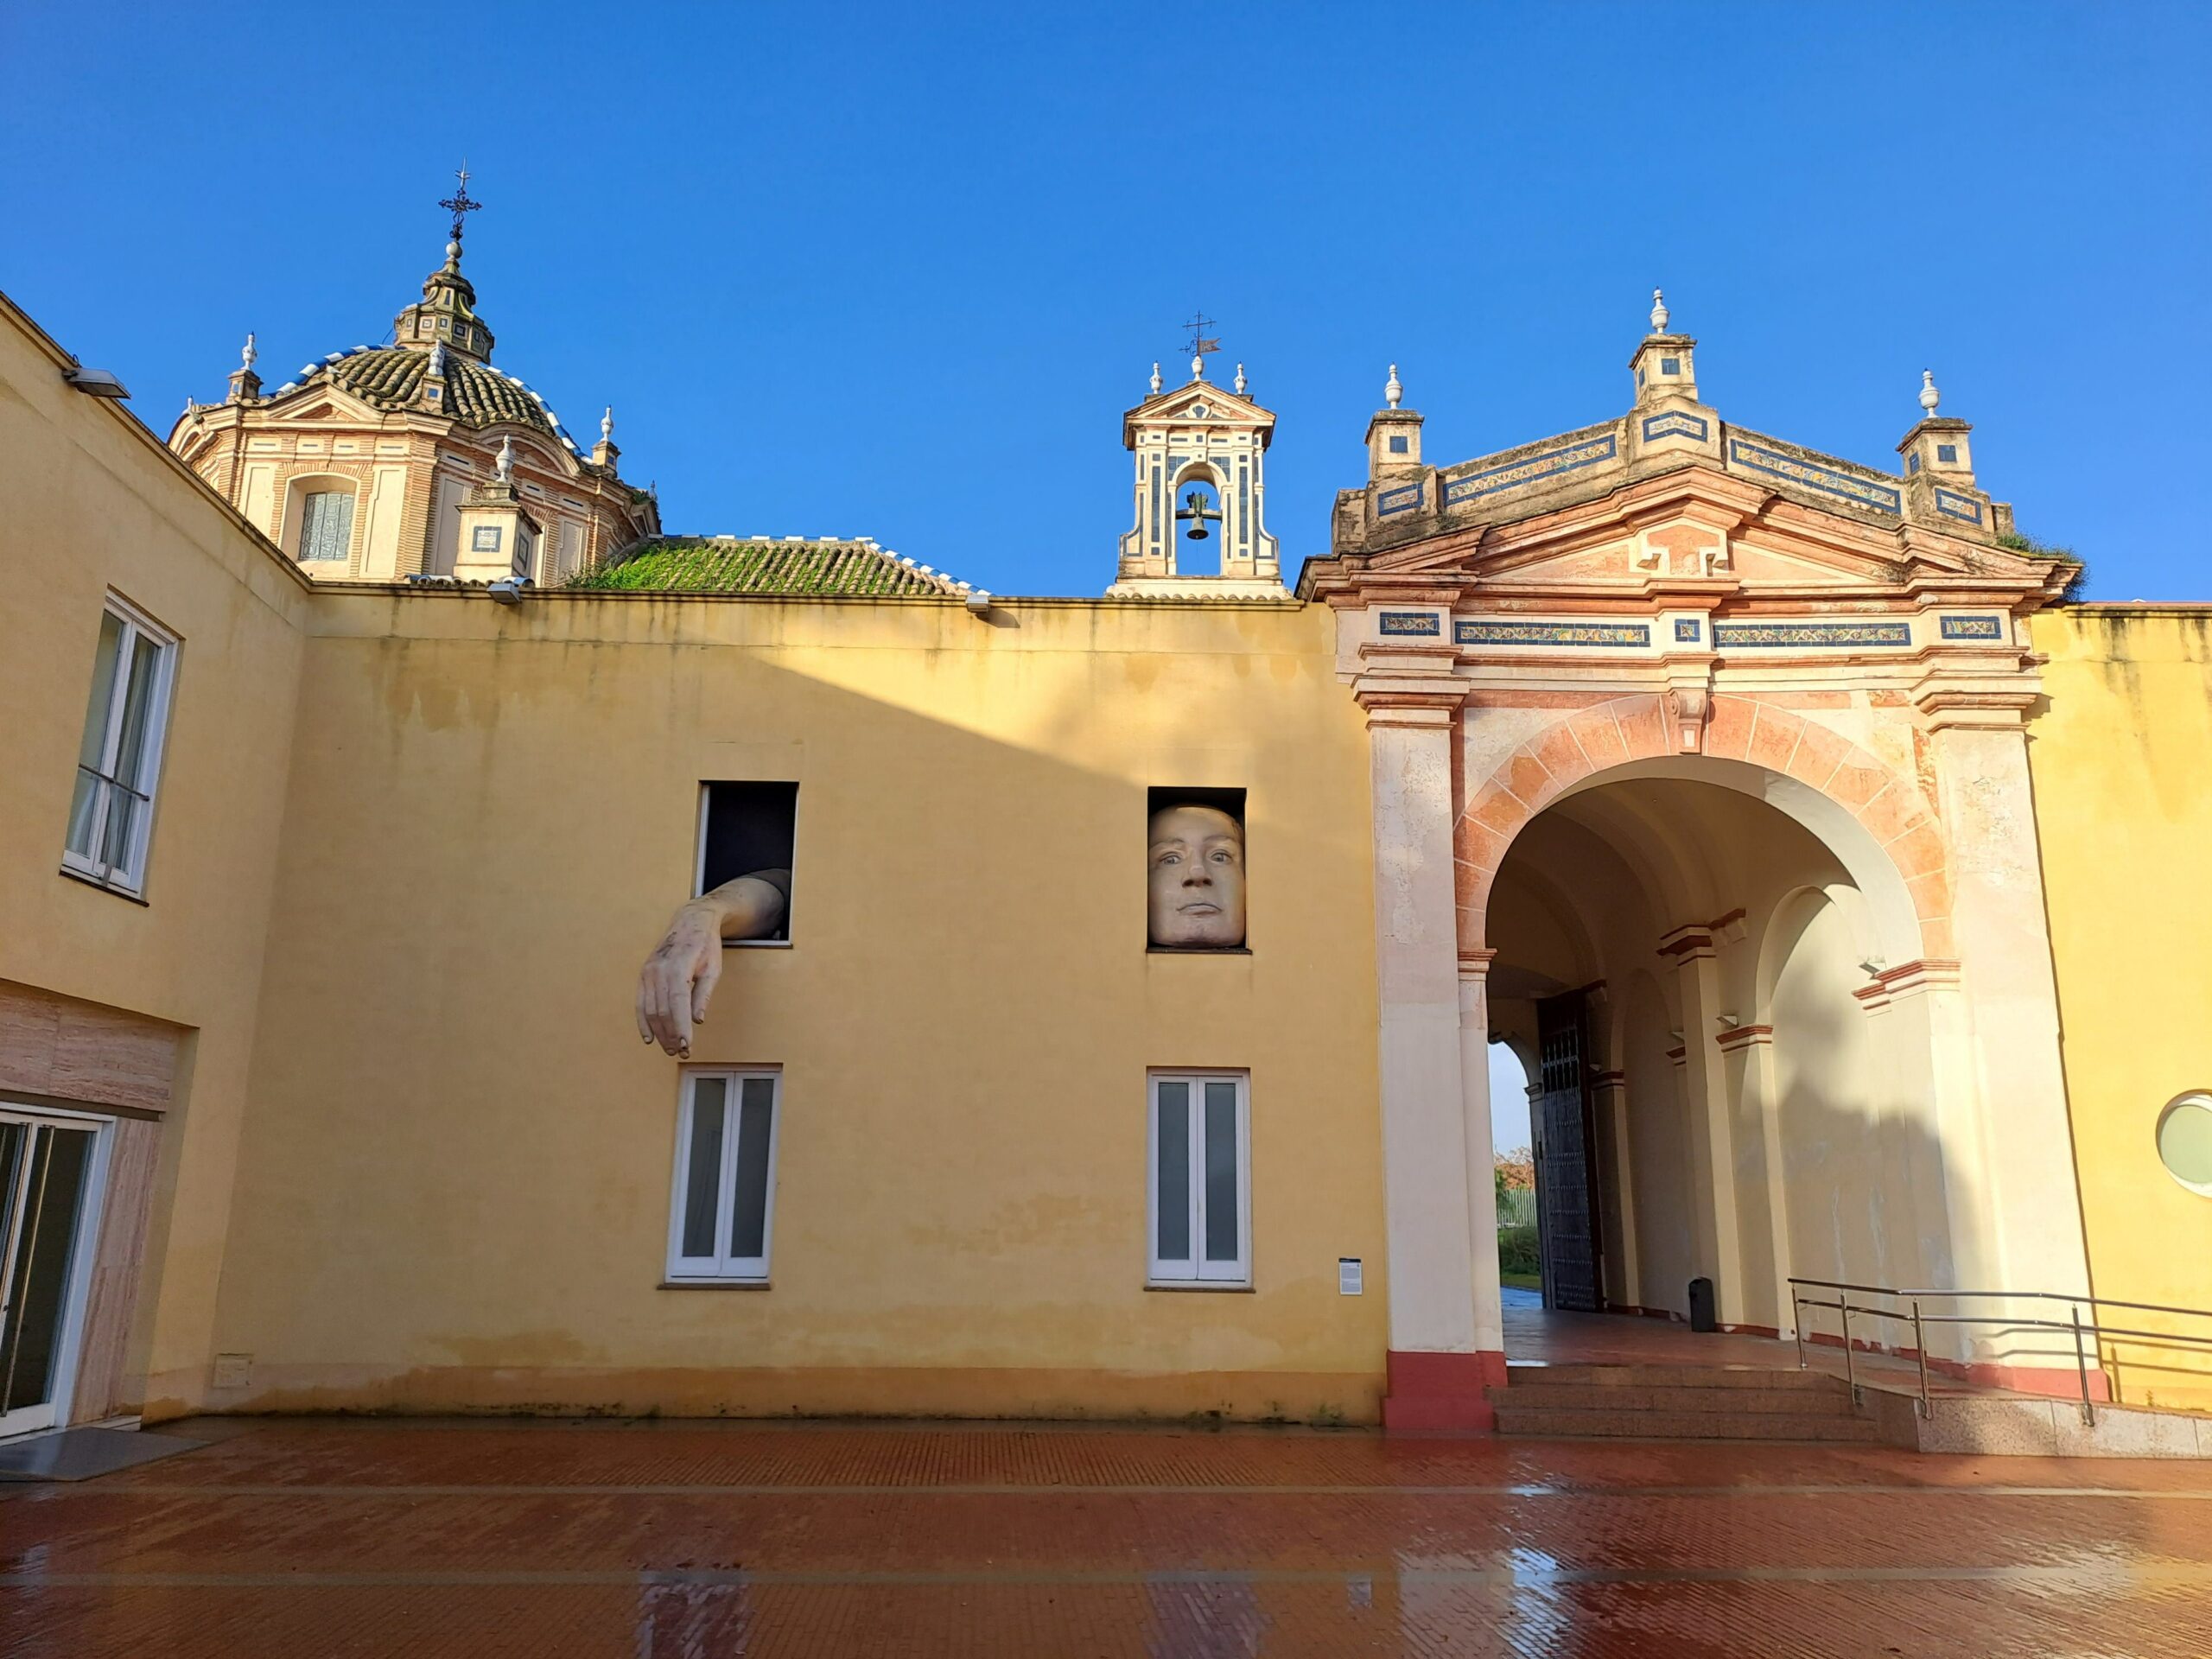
[1787,1275,2212,1428]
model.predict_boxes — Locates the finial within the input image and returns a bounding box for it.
[1149,361,1162,395]
[1385,365,1402,410]
[1234,362,1247,395]
[1918,369,1941,418]
[1191,353,1206,382]
[495,435,515,484]
[241,331,257,371]
[601,406,614,442]
[1649,288,1669,334]
[439,162,482,245]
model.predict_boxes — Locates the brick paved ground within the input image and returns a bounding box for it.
[4,1417,2211,1656]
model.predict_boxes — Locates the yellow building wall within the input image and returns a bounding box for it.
[207,593,1390,1422]
[0,296,311,1417]
[2029,607,2212,1408]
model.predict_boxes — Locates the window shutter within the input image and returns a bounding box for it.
[300,492,354,563]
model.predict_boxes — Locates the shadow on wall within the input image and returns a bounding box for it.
[1479,772,2037,1376]
[207,604,1386,1411]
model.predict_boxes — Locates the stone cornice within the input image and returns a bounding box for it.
[1853,958,1964,1008]
[1911,678,2043,731]
[1304,459,2065,620]
[1656,923,1718,962]
[1356,684,1465,730]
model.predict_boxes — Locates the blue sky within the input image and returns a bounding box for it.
[5,3,2207,601]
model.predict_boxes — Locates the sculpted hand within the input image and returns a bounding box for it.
[633,872,788,1058]
[637,899,725,1058]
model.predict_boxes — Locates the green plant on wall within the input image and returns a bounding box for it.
[1999,530,2088,603]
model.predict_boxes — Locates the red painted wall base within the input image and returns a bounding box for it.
[1381,1350,1508,1432]
[1802,1330,2114,1402]
[1961,1360,2114,1402]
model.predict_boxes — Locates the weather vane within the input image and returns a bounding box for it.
[439,163,482,244]
[1183,310,1222,359]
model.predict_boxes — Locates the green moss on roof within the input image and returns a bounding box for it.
[568,537,960,597]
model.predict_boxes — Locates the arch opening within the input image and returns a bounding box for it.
[1483,766,1953,1336]
[279,472,359,569]
[1169,466,1226,576]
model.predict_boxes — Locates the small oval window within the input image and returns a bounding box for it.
[2156,1093,2212,1196]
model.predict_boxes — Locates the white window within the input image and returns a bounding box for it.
[297,490,353,562]
[666,1071,780,1281]
[63,597,178,897]
[1147,1071,1249,1285]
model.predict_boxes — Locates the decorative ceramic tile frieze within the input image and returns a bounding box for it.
[1939,614,2005,641]
[1727,439,1903,515]
[1455,620,1651,648]
[1376,611,1442,637]
[1641,411,1710,443]
[1674,618,1703,643]
[1443,435,1618,506]
[1713,620,1912,649]
[1935,488,1984,524]
[1376,481,1426,518]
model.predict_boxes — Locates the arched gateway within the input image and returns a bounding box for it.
[1300,309,2088,1428]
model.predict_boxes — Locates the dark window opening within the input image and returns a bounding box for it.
[1147,785,1248,953]
[699,781,798,940]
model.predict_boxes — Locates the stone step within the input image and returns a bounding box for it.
[1505,1362,1844,1391]
[1491,1381,1862,1417]
[1492,1405,1885,1443]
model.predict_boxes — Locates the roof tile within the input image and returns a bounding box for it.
[569,537,964,597]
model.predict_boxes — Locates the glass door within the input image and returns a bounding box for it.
[0,1114,100,1438]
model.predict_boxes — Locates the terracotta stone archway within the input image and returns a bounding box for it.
[1452,693,1953,968]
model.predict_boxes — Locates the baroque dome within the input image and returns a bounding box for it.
[273,345,578,448]
[261,233,587,454]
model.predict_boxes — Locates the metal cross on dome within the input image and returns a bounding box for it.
[439,164,483,244]
[1183,310,1221,359]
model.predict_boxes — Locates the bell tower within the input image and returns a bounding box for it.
[1110,319,1282,597]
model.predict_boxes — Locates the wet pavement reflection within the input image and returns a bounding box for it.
[3,1416,2209,1655]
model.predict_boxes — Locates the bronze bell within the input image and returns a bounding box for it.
[1177,489,1223,542]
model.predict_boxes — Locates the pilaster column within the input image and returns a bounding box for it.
[1659,924,1748,1326]
[1457,950,1506,1363]
[1360,686,1499,1430]
[1718,1023,1791,1337]
[1918,709,2091,1293]
[1590,1069,1641,1309]
[1888,689,2093,1395]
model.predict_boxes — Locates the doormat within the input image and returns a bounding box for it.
[0,1427,208,1482]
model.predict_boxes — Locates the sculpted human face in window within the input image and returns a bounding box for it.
[1147,804,1246,948]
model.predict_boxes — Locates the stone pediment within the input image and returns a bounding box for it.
[1122,378,1275,447]
[258,378,391,427]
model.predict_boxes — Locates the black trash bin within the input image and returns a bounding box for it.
[1688,1276,1718,1332]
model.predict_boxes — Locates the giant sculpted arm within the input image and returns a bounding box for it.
[636,869,789,1057]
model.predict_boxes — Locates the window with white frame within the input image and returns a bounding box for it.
[297,490,354,563]
[1147,1072,1250,1285]
[666,1071,780,1281]
[63,597,178,896]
